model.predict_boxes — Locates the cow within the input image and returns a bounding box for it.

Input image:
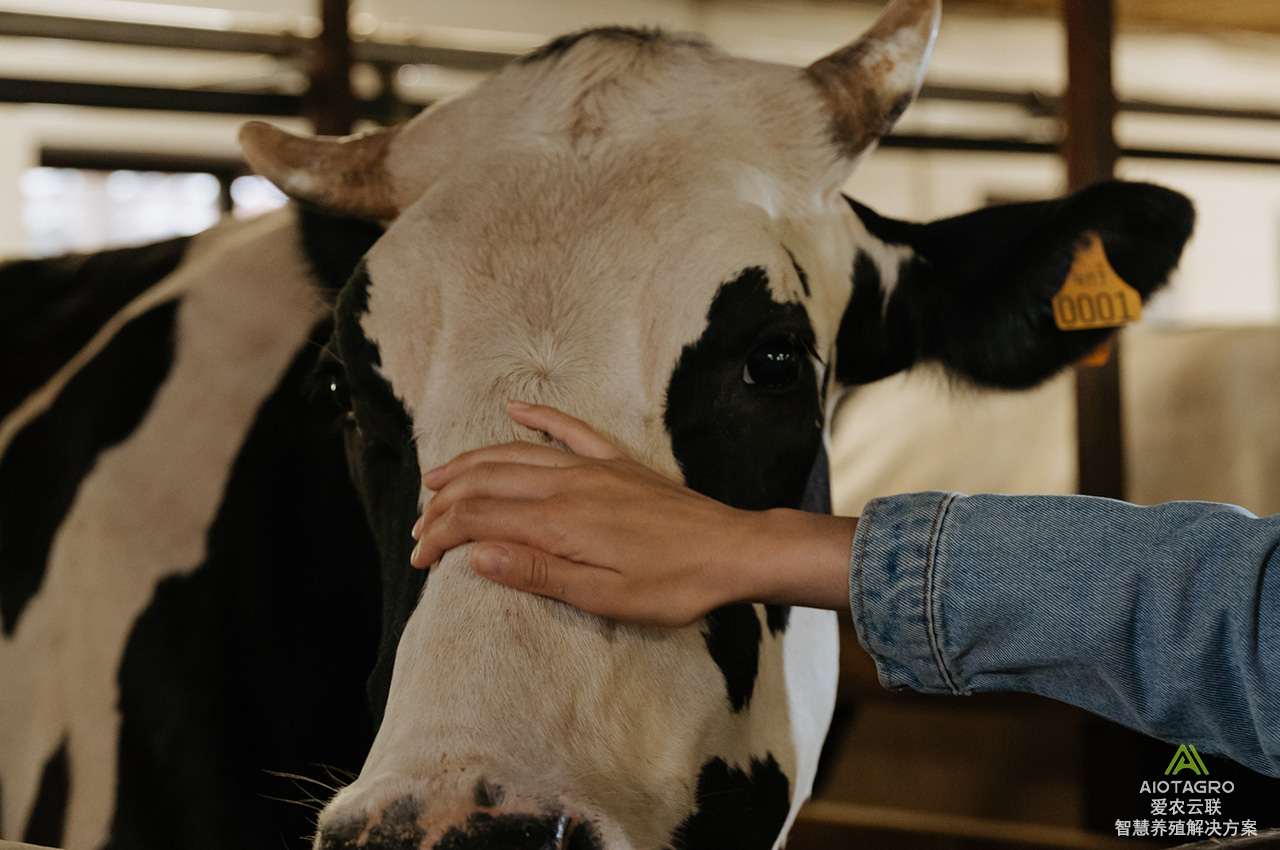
[0,0,1194,848]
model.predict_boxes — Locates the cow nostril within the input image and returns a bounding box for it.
[472,778,505,808]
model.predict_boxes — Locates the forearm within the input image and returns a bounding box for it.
[851,492,1280,777]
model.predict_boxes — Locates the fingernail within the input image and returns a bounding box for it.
[422,464,446,486]
[474,545,512,579]
[411,515,424,539]
[508,399,532,411]
[410,540,421,566]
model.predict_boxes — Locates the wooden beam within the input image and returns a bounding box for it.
[307,0,355,135]
[1062,0,1125,501]
[1063,0,1119,187]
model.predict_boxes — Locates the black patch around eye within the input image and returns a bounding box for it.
[321,367,355,424]
[666,267,824,711]
[330,261,426,722]
[329,375,352,415]
[670,754,791,850]
[664,265,822,512]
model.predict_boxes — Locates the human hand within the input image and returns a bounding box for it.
[411,401,856,626]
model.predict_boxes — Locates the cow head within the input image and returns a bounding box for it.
[240,1,1192,848]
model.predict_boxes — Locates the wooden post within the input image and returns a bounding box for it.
[308,0,355,136]
[1063,0,1124,500]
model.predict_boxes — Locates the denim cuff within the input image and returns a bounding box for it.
[849,491,968,695]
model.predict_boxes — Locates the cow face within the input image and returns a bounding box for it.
[240,2,1192,848]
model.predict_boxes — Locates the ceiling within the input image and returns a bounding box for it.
[953,0,1280,37]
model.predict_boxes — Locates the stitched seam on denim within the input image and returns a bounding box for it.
[851,498,881,680]
[924,494,962,695]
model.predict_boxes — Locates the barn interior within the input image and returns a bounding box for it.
[2,0,1279,847]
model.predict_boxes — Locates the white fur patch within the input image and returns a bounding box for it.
[848,212,916,311]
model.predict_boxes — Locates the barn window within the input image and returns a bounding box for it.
[19,157,287,258]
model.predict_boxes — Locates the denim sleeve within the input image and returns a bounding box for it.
[849,491,1280,778]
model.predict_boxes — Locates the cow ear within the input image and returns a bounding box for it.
[834,180,1196,390]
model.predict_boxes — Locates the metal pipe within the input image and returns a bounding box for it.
[308,0,354,135]
[0,10,302,56]
[3,10,1279,125]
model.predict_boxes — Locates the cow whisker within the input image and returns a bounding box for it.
[261,793,326,812]
[266,768,344,794]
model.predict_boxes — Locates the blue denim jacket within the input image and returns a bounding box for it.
[849,492,1280,778]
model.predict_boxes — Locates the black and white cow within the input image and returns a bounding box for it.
[1,0,1194,848]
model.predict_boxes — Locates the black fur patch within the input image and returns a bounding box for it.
[434,812,598,850]
[0,300,178,636]
[834,248,909,386]
[702,605,762,713]
[765,604,790,636]
[670,755,791,850]
[837,181,1194,389]
[664,266,822,510]
[0,237,188,421]
[785,250,810,298]
[664,267,823,708]
[111,327,381,850]
[23,738,69,848]
[297,208,384,299]
[519,26,706,65]
[366,796,426,849]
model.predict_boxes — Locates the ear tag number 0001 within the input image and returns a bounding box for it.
[1053,232,1142,332]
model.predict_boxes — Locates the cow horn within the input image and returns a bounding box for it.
[239,121,401,220]
[806,0,941,158]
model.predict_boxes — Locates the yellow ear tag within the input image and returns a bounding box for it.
[1052,232,1142,331]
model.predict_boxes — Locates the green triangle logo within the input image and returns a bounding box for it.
[1165,744,1209,776]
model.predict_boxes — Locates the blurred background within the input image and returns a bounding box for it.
[2,0,1278,846]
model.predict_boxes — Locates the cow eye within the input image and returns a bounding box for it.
[743,338,802,389]
[324,371,356,422]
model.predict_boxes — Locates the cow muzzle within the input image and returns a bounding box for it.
[315,791,605,850]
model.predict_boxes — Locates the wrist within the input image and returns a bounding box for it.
[733,508,857,612]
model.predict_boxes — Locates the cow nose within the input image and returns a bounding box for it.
[437,812,600,849]
[316,800,602,850]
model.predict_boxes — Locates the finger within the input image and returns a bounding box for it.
[423,440,580,489]
[411,497,550,569]
[470,541,616,614]
[507,401,621,460]
[421,461,567,527]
